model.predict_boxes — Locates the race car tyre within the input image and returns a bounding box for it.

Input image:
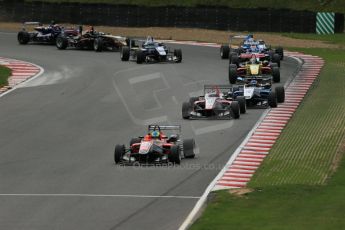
[272,53,281,67]
[236,96,246,114]
[228,52,235,64]
[169,145,181,164]
[94,37,103,52]
[220,45,229,59]
[276,47,284,60]
[136,50,145,64]
[129,138,141,146]
[270,63,278,68]
[121,46,130,61]
[272,67,280,83]
[56,36,68,50]
[183,139,195,158]
[189,97,199,105]
[17,31,30,45]
[174,49,182,63]
[230,101,240,119]
[114,144,125,164]
[275,86,285,103]
[230,53,240,66]
[229,64,238,84]
[268,91,278,108]
[182,102,191,119]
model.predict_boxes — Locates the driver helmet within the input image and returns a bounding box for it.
[247,38,254,44]
[250,57,257,64]
[249,80,258,86]
[250,45,257,51]
[151,130,160,139]
[263,60,269,66]
[52,23,60,30]
[258,40,265,45]
[85,26,94,34]
[147,36,154,42]
[144,36,154,45]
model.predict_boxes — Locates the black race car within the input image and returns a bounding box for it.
[120,36,182,64]
[229,76,285,108]
[56,26,127,52]
[220,35,284,64]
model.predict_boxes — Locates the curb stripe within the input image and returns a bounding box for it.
[0,58,43,94]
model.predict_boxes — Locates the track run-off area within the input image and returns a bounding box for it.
[0,32,299,230]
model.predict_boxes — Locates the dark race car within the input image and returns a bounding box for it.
[114,125,195,165]
[120,36,182,64]
[229,76,285,108]
[17,21,78,45]
[56,26,127,52]
[220,34,284,64]
[182,85,245,120]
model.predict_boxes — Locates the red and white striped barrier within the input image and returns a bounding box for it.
[213,51,324,190]
[0,57,43,95]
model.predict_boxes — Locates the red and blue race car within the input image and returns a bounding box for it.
[114,125,195,165]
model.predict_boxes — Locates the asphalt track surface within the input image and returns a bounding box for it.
[0,32,299,230]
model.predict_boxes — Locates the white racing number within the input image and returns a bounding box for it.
[244,87,255,99]
[139,141,152,154]
[156,46,166,56]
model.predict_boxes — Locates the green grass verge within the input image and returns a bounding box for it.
[282,33,345,47]
[251,47,345,186]
[0,65,11,88]
[25,0,345,13]
[191,180,345,230]
[191,45,345,229]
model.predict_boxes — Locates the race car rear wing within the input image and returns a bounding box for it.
[204,85,232,94]
[229,35,247,40]
[228,34,253,47]
[236,75,272,85]
[148,125,181,132]
[22,22,42,30]
[23,22,42,25]
[229,34,252,41]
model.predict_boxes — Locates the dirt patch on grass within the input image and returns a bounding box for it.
[229,188,254,197]
[324,135,345,183]
[1,22,339,49]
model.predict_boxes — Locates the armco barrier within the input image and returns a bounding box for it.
[0,1,343,33]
